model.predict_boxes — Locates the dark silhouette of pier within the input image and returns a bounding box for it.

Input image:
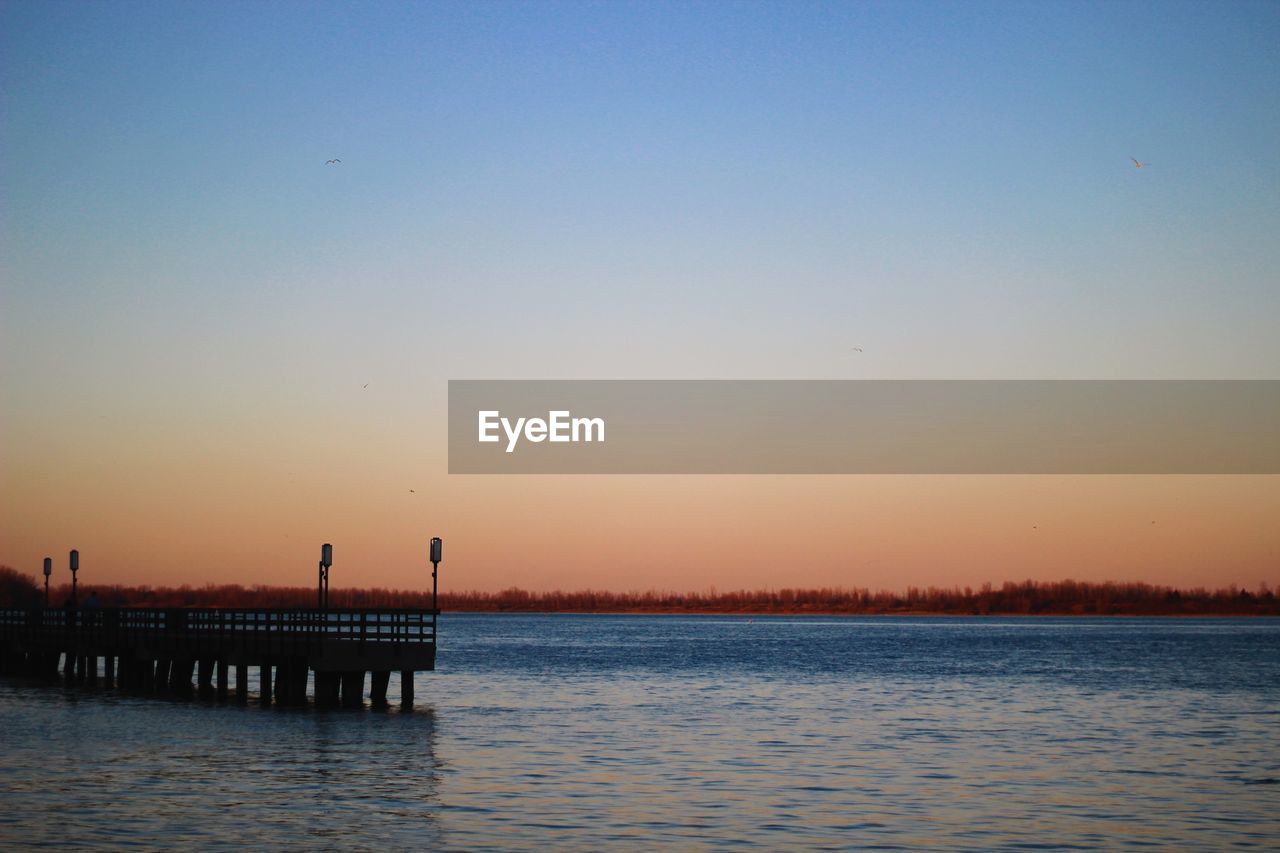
[0,607,436,709]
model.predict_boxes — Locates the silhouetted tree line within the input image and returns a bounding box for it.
[0,566,1276,615]
[0,566,44,608]
[436,580,1279,616]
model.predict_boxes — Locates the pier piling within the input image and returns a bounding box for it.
[400,670,414,709]
[370,670,390,706]
[154,660,170,691]
[315,671,340,708]
[171,660,195,694]
[260,662,273,706]
[340,671,365,708]
[198,659,214,698]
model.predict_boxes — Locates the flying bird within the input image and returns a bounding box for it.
[326,159,342,165]
[851,346,863,352]
[1131,158,1147,168]
[362,383,369,389]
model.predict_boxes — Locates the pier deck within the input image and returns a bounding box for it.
[0,607,437,708]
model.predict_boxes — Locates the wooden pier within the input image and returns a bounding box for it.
[0,607,437,709]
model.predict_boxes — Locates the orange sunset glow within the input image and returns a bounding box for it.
[4,467,1275,594]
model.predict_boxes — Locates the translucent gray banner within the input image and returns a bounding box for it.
[447,380,1280,474]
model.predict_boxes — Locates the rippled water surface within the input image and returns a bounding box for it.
[2,615,1279,849]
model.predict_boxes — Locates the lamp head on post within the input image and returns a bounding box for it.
[43,557,52,578]
[429,537,442,565]
[69,549,79,606]
[318,543,333,610]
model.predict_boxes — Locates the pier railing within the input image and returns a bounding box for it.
[0,607,437,659]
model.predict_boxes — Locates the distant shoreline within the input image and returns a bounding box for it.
[441,609,1278,618]
[3,568,1276,616]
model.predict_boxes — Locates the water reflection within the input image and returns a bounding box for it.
[0,686,443,848]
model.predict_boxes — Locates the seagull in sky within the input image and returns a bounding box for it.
[851,346,863,352]
[326,159,342,165]
[362,383,369,389]
[1131,157,1147,168]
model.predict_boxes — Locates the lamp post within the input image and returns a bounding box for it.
[318,543,332,610]
[429,537,442,634]
[43,557,52,607]
[69,549,79,607]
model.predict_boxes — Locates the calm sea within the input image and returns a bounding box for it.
[2,615,1278,850]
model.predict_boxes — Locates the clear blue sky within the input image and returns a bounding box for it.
[5,0,1279,383]
[2,1,1278,591]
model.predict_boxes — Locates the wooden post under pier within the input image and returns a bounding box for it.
[273,660,287,705]
[170,659,194,694]
[401,670,414,709]
[291,660,310,705]
[259,661,273,706]
[340,671,365,708]
[370,671,391,706]
[197,658,214,698]
[154,660,170,691]
[273,659,308,707]
[315,671,340,708]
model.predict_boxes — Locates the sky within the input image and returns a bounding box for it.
[2,0,1278,594]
